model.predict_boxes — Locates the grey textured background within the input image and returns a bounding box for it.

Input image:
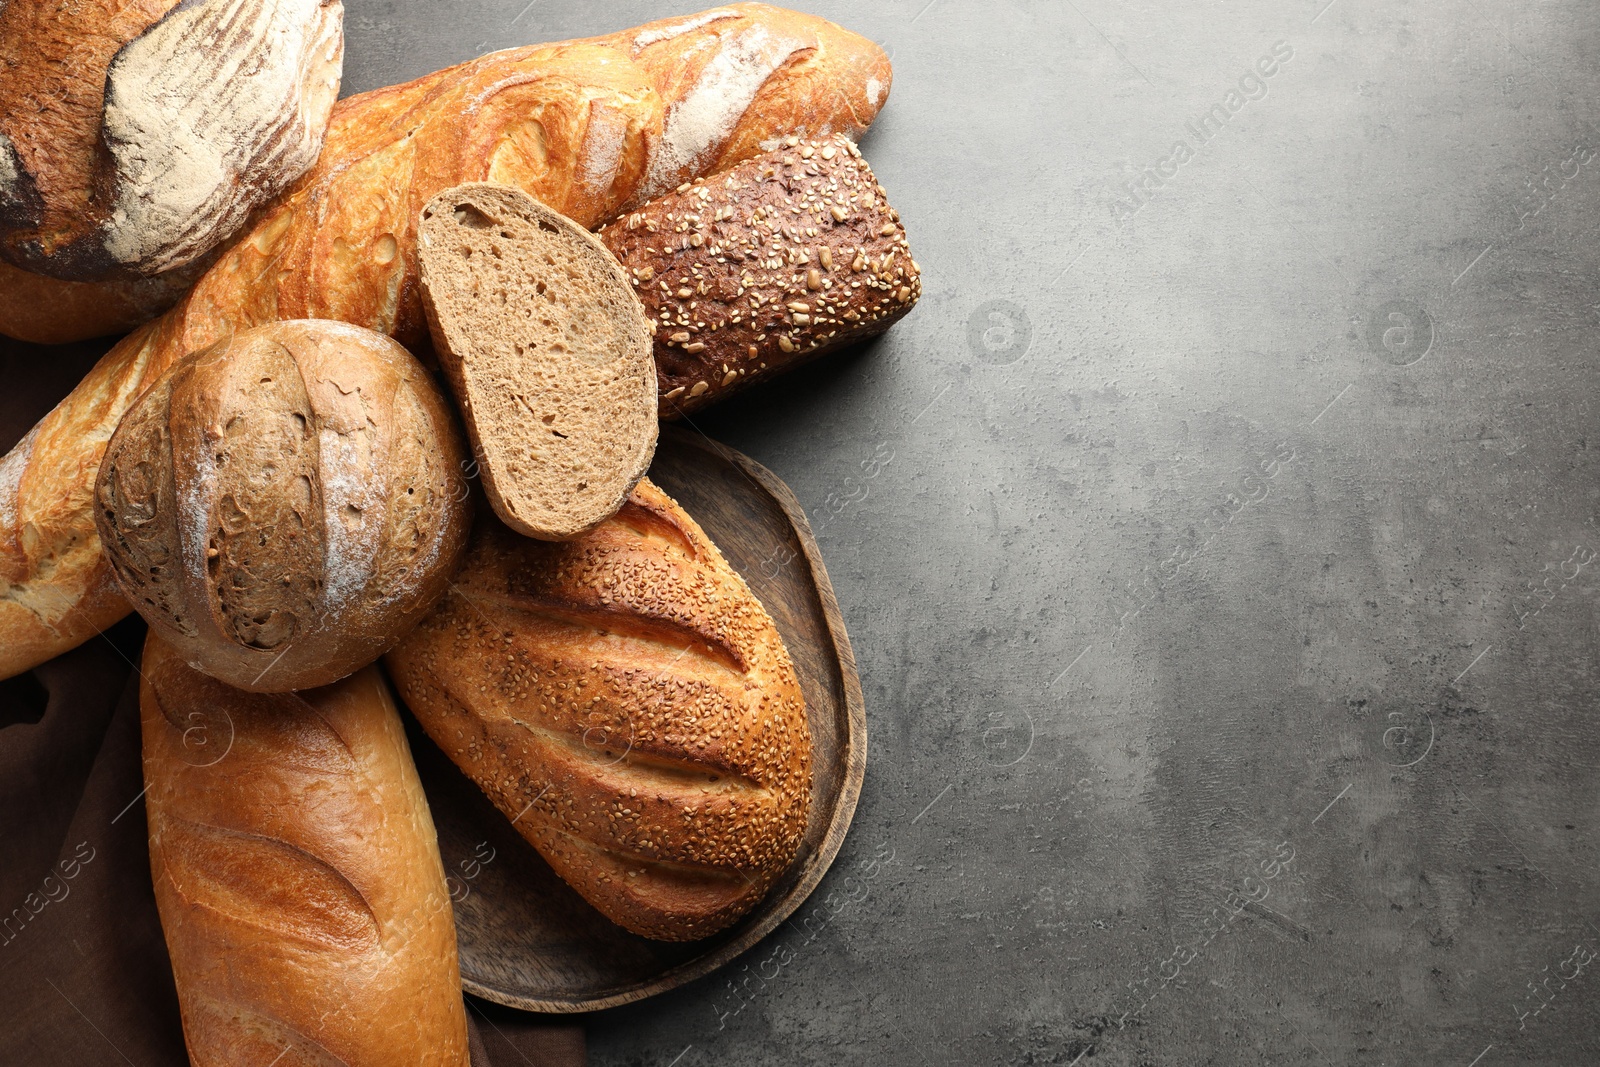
[345,2,1600,1064]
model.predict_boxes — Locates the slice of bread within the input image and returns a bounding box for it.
[417,182,658,540]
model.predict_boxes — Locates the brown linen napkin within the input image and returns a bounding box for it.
[0,336,585,1066]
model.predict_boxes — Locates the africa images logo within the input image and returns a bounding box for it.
[1110,41,1295,223]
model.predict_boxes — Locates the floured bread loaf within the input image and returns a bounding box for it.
[418,183,658,541]
[94,320,470,692]
[0,0,344,280]
[387,479,812,941]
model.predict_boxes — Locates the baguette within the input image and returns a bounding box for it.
[600,133,920,416]
[386,480,812,941]
[417,183,657,541]
[0,0,343,280]
[0,4,891,680]
[141,635,470,1065]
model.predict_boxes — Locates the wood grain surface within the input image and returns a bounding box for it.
[405,426,866,1013]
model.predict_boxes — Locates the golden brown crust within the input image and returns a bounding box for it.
[95,320,471,693]
[0,257,208,344]
[141,635,470,1066]
[0,5,890,680]
[600,133,919,416]
[386,479,811,941]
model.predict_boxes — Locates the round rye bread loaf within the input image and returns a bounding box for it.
[94,319,471,692]
[386,479,812,941]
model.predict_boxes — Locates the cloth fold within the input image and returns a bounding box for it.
[0,338,585,1065]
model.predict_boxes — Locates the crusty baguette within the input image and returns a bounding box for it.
[601,133,920,416]
[0,0,343,280]
[141,635,470,1065]
[417,183,657,540]
[0,4,891,680]
[96,320,471,692]
[386,479,812,941]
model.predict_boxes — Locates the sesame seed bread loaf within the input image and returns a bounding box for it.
[94,319,471,692]
[0,4,892,679]
[141,636,470,1066]
[385,479,812,941]
[417,183,657,541]
[599,133,920,417]
[0,0,343,281]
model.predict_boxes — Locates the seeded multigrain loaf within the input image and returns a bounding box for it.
[417,183,657,541]
[385,479,812,941]
[94,320,470,692]
[599,133,920,417]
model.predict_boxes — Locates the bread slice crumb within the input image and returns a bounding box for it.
[418,182,658,540]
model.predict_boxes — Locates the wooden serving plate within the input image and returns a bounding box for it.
[405,426,867,1013]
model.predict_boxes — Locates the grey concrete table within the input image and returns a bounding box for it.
[349,2,1600,1063]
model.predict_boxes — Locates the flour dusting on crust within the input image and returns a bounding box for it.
[641,24,804,199]
[314,383,382,619]
[578,105,628,200]
[631,9,738,52]
[0,423,38,535]
[100,0,344,274]
[0,131,21,212]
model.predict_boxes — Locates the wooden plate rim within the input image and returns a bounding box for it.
[460,429,868,1012]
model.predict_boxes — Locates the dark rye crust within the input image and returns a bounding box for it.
[599,133,920,418]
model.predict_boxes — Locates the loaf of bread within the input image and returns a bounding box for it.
[0,0,343,281]
[600,133,920,417]
[0,3,891,680]
[386,480,812,941]
[418,183,657,540]
[95,320,470,692]
[0,257,207,345]
[141,635,470,1065]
